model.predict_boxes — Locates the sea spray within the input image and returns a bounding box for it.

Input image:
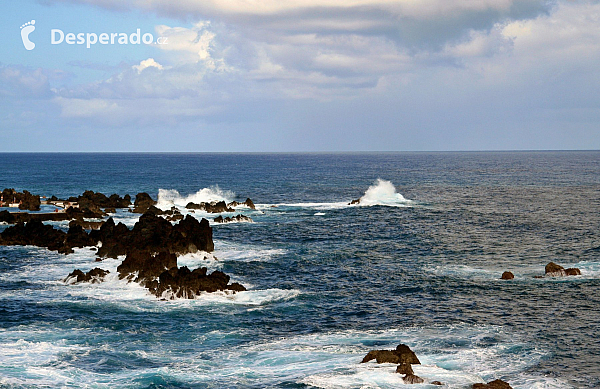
[357,179,412,206]
[157,186,235,210]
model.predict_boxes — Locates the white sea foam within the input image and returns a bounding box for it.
[356,179,412,207]
[156,186,235,210]
[213,240,287,263]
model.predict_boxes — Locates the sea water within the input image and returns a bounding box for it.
[0,152,599,388]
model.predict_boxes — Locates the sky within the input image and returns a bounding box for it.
[0,0,599,152]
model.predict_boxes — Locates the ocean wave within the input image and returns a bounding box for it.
[156,186,235,210]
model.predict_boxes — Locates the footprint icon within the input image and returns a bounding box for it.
[20,20,36,51]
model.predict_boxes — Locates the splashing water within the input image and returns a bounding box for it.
[156,186,235,210]
[358,179,411,206]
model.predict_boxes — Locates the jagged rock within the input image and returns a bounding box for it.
[132,192,156,214]
[500,271,514,280]
[403,374,424,384]
[77,191,131,209]
[545,262,567,277]
[69,219,104,230]
[149,266,246,299]
[472,379,513,389]
[431,381,443,386]
[89,217,130,258]
[1,189,41,211]
[361,344,420,364]
[213,214,253,224]
[66,224,98,248]
[349,198,361,205]
[0,220,68,253]
[65,205,104,220]
[117,251,177,284]
[227,198,256,210]
[64,268,109,284]
[396,363,414,375]
[186,201,234,213]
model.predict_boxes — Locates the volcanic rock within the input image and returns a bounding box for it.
[117,251,177,283]
[132,192,156,213]
[213,214,253,223]
[361,344,420,364]
[227,198,256,210]
[64,268,110,284]
[149,266,246,299]
[565,268,581,276]
[76,191,131,210]
[500,271,514,280]
[396,363,414,375]
[403,374,424,384]
[186,201,234,213]
[545,262,567,277]
[472,379,513,389]
[349,198,361,205]
[0,220,68,253]
[1,189,41,211]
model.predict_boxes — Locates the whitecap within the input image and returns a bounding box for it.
[156,186,235,210]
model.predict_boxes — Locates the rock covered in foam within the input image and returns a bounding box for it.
[186,200,234,213]
[227,198,256,210]
[148,266,246,299]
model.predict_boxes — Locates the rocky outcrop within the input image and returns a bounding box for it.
[147,266,246,299]
[395,363,414,375]
[227,198,256,210]
[213,214,253,223]
[64,268,110,284]
[349,198,361,205]
[72,191,131,210]
[186,201,234,213]
[500,271,514,280]
[117,251,178,283]
[132,192,156,214]
[1,189,41,211]
[0,220,98,254]
[361,344,421,364]
[545,262,580,277]
[472,379,513,389]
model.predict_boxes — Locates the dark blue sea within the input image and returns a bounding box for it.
[1,152,599,388]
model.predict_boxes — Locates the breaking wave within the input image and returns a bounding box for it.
[156,186,235,210]
[356,179,412,207]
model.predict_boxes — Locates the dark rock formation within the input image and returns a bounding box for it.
[0,210,16,224]
[349,198,361,205]
[545,262,580,277]
[395,363,414,375]
[500,271,514,280]
[472,379,513,389]
[64,268,110,284]
[402,374,424,384]
[227,198,256,210]
[545,262,567,277]
[75,191,131,210]
[565,268,581,276]
[147,266,246,299]
[69,219,104,230]
[361,344,420,364]
[213,214,253,223]
[132,192,156,213]
[431,381,443,386]
[89,218,130,258]
[1,189,41,211]
[117,251,177,283]
[186,201,234,213]
[65,205,104,220]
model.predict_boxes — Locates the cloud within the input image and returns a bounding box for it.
[132,58,164,73]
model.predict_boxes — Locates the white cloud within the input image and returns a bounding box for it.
[132,58,164,73]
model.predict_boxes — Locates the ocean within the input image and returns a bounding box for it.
[0,151,599,388]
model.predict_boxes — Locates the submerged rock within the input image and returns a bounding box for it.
[402,374,424,384]
[349,198,361,205]
[361,344,420,364]
[472,379,513,389]
[500,271,514,280]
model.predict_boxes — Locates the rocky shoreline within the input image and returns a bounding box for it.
[0,190,255,299]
